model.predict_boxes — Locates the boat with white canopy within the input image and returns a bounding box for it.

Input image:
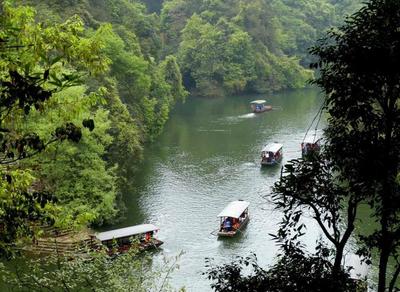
[301,137,322,158]
[261,142,283,166]
[217,200,250,237]
[95,224,163,253]
[250,100,272,113]
[301,132,323,158]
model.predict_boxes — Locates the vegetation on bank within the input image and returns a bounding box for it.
[1,0,187,234]
[0,2,184,289]
[0,247,183,292]
[161,0,361,96]
[21,0,362,98]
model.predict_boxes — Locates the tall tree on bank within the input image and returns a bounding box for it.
[310,0,400,291]
[272,152,360,278]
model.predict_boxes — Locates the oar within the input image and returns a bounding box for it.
[210,229,219,236]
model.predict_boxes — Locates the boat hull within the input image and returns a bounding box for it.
[218,217,249,237]
[105,239,164,255]
[139,238,164,250]
[261,157,282,166]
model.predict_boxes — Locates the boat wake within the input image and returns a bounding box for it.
[240,162,258,169]
[238,113,256,119]
[197,129,231,132]
[215,113,256,125]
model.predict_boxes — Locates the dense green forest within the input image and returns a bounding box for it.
[4,0,188,230]
[161,0,361,96]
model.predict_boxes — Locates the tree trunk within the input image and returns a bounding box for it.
[378,242,390,292]
[333,200,356,277]
[378,215,391,292]
[378,90,396,292]
[333,242,345,276]
[389,261,400,292]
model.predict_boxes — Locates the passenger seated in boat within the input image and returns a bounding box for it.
[145,231,153,242]
[233,218,240,230]
[223,218,232,231]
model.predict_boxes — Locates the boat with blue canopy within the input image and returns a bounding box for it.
[250,100,272,113]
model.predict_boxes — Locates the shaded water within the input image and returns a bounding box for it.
[110,88,327,291]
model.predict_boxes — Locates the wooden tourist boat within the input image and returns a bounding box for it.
[301,137,322,158]
[95,224,163,253]
[217,200,250,237]
[261,143,283,166]
[250,100,272,113]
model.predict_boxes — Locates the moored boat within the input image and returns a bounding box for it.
[95,224,163,253]
[261,143,283,166]
[250,100,272,113]
[217,200,250,237]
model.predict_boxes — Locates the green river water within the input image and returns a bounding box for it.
[108,88,334,291]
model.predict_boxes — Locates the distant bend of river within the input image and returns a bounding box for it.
[108,88,328,291]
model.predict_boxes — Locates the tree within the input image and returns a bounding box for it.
[23,86,119,227]
[310,0,400,291]
[0,2,108,256]
[160,55,188,103]
[178,15,257,96]
[206,243,355,292]
[272,152,360,277]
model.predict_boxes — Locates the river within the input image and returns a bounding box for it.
[112,88,327,291]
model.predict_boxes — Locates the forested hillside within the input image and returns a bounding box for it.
[3,0,360,233]
[160,0,361,96]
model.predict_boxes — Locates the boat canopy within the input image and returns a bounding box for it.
[250,100,266,105]
[303,130,324,144]
[262,142,283,153]
[303,137,321,144]
[217,200,250,219]
[96,224,159,242]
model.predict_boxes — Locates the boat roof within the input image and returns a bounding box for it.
[217,200,250,218]
[250,100,266,104]
[96,224,159,242]
[262,142,283,153]
[303,130,324,144]
[303,137,322,144]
